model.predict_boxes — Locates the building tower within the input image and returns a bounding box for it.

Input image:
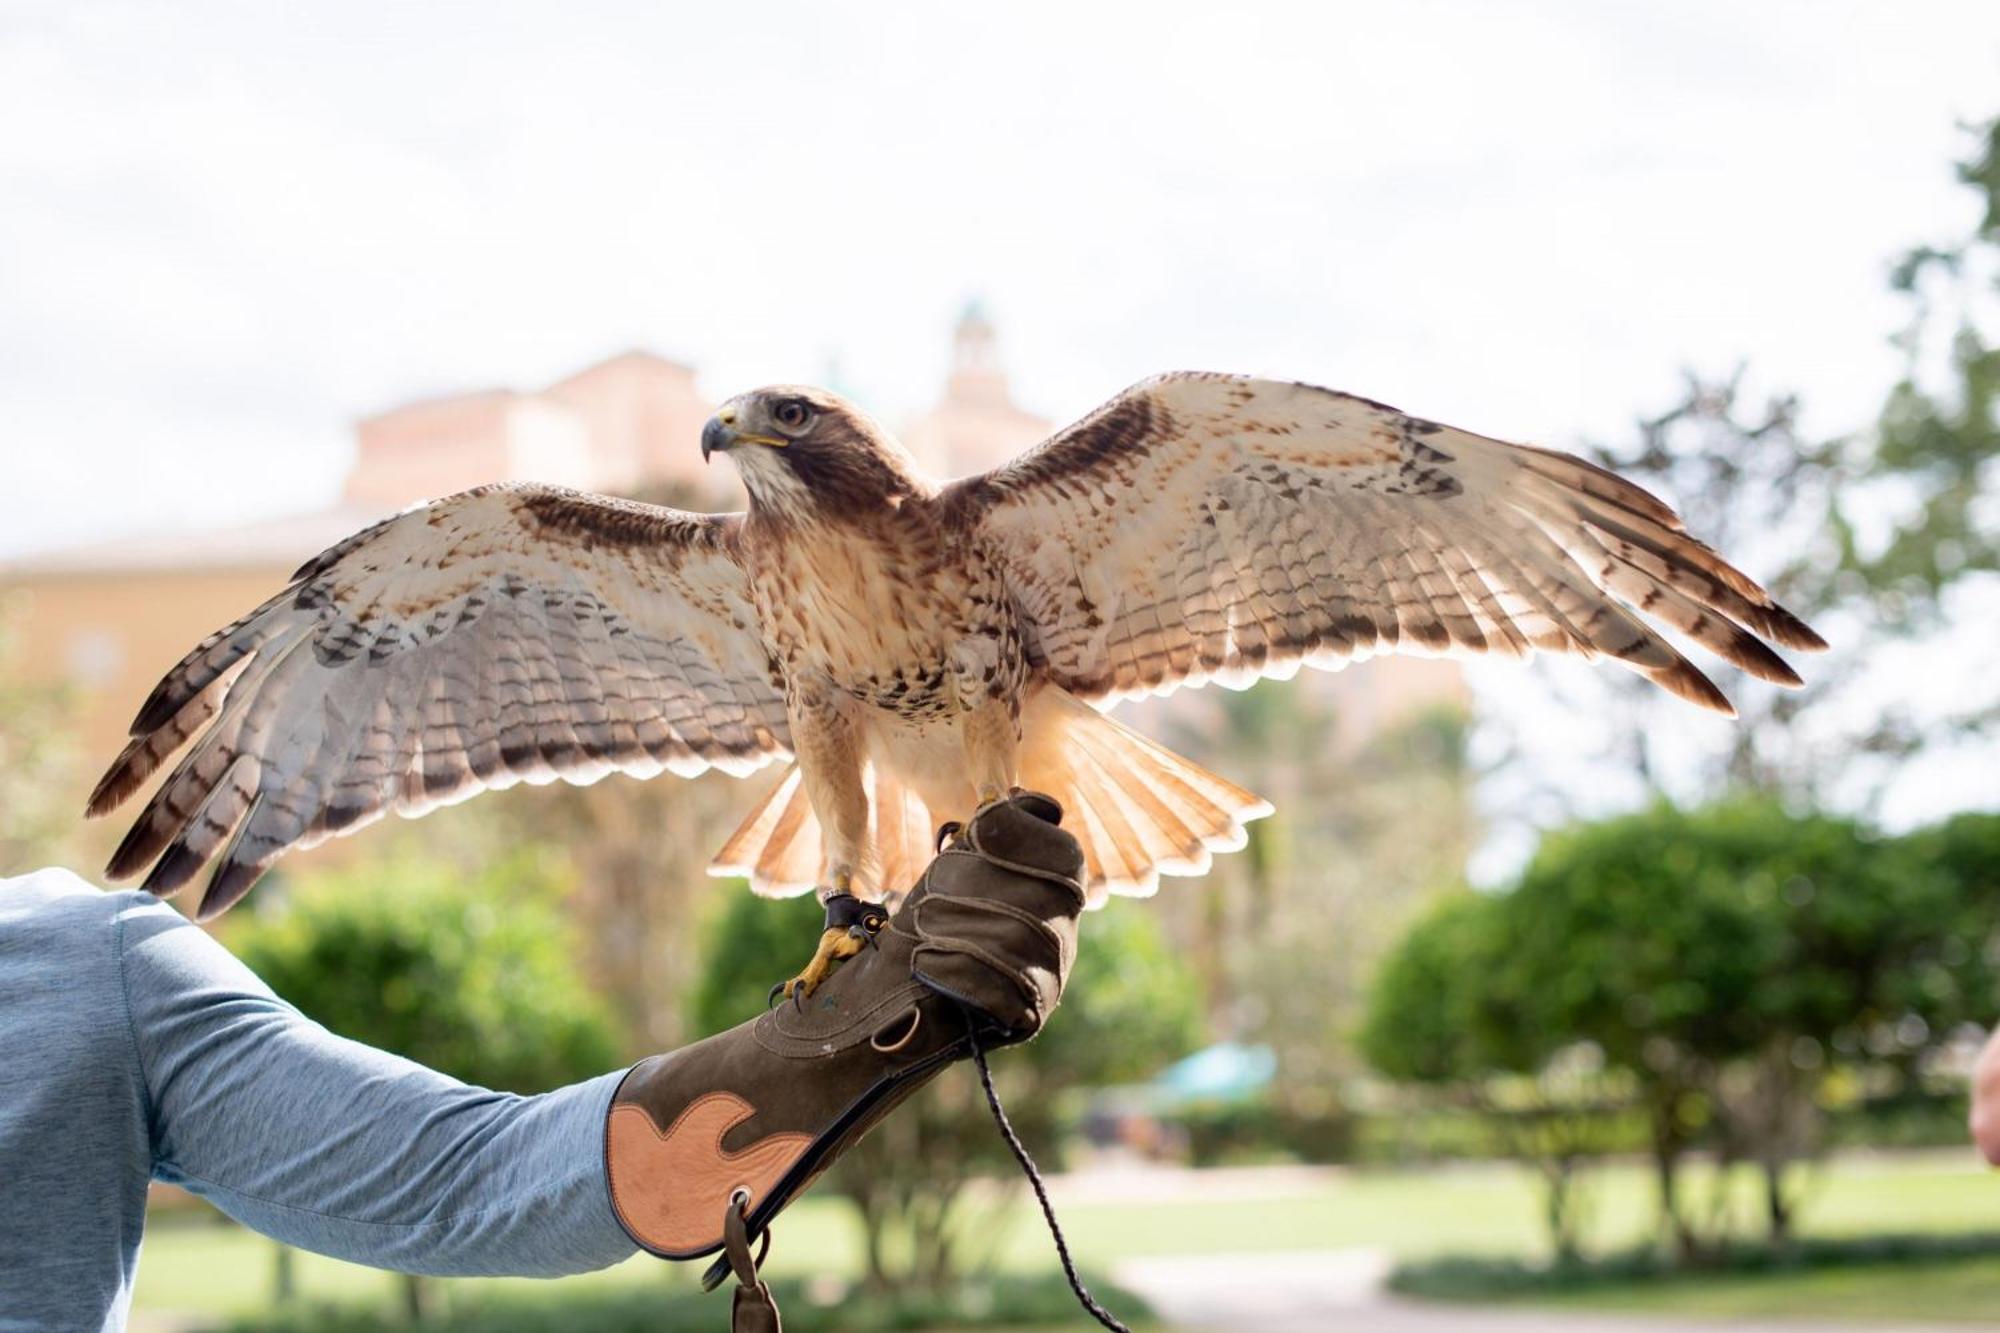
[901,299,1052,477]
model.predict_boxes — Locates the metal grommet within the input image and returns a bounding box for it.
[729,1185,752,1213]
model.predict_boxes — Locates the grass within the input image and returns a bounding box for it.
[212,1272,1157,1332]
[1396,1232,2000,1321]
[131,1150,2000,1328]
[1529,1252,2000,1324]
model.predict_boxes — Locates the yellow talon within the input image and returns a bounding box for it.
[780,925,868,1002]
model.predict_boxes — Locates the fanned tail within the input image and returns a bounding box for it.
[707,684,1270,909]
[1017,686,1271,906]
[708,762,935,904]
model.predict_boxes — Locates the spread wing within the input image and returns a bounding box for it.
[88,483,790,917]
[952,373,1825,709]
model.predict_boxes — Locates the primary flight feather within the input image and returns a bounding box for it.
[89,372,1825,925]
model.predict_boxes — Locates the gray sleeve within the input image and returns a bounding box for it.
[115,897,638,1277]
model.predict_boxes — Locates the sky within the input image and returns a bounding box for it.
[0,2,1995,852]
[3,1,1997,558]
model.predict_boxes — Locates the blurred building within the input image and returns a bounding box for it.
[343,350,719,509]
[0,349,732,766]
[900,301,1054,476]
[1,315,1464,840]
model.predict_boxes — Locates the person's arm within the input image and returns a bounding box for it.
[1972,1026,2000,1166]
[116,897,636,1277]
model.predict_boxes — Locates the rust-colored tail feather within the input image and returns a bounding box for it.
[707,686,1270,907]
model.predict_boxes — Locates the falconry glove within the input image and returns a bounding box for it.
[603,791,1083,1287]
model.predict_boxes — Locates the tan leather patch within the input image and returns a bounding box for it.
[607,1092,811,1254]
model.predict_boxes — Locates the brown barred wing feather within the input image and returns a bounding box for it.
[951,372,1823,711]
[88,484,790,918]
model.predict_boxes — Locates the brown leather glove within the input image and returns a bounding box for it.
[604,791,1083,1272]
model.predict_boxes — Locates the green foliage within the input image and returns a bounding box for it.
[1495,801,1994,1251]
[229,849,625,1093]
[220,1269,1152,1333]
[1362,884,1634,1261]
[1360,890,1519,1084]
[1496,802,1999,1070]
[1030,899,1206,1086]
[1500,803,1880,1066]
[1351,1099,1654,1165]
[1365,800,2000,1262]
[683,885,822,1038]
[0,597,79,875]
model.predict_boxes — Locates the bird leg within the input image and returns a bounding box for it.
[774,869,889,1005]
[773,695,885,1003]
[963,699,1021,814]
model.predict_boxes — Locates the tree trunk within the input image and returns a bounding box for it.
[1541,1157,1580,1265]
[1650,1117,1698,1265]
[401,1273,434,1323]
[855,1188,893,1292]
[1763,1156,1793,1247]
[271,1242,296,1305]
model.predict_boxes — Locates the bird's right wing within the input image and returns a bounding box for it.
[88,483,791,917]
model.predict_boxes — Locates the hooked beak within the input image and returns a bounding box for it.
[700,409,785,463]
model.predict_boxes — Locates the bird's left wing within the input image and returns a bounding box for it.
[949,373,1824,710]
[88,484,790,917]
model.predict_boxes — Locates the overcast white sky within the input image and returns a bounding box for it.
[3,0,1997,559]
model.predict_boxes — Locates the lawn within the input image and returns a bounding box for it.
[1524,1254,2000,1324]
[130,1150,2000,1329]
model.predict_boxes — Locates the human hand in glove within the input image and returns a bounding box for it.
[604,791,1083,1268]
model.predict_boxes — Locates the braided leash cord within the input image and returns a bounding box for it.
[965,1022,1133,1333]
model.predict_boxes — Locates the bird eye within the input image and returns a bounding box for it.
[772,399,813,433]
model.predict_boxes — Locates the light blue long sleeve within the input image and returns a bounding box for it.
[0,868,637,1333]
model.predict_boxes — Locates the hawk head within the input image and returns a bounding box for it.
[702,386,928,517]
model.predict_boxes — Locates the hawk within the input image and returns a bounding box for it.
[89,373,1824,993]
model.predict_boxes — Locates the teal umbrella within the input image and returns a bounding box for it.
[1150,1042,1277,1106]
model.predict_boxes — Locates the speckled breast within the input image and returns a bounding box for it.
[752,514,1027,723]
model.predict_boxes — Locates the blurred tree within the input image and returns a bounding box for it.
[231,849,625,1092]
[1483,114,2000,825]
[1363,890,1623,1262]
[1149,684,1476,1143]
[1498,802,1992,1253]
[687,885,1203,1293]
[684,881,823,1036]
[495,770,750,1051]
[1887,810,2000,1041]
[1368,801,2000,1264]
[310,763,751,1058]
[1878,117,2000,604]
[0,598,80,875]
[229,849,626,1319]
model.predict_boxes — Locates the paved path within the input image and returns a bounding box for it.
[1113,1247,1975,1333]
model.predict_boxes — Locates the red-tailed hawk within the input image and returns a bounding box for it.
[89,373,1824,991]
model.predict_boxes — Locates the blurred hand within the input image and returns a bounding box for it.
[1971,1027,2000,1165]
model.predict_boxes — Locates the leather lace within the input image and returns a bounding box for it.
[964,1010,1133,1333]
